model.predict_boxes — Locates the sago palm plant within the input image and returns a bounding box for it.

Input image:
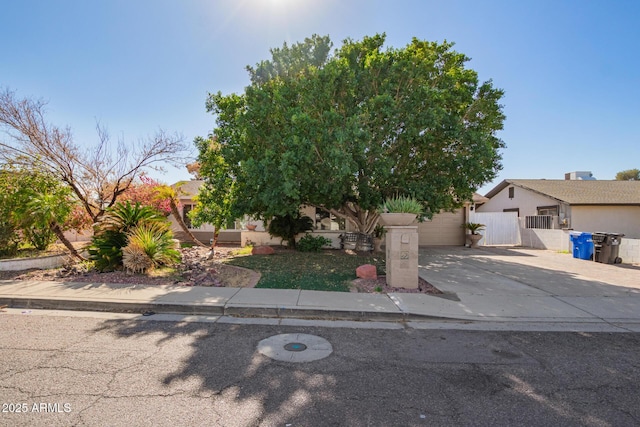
[89,201,168,271]
[123,222,181,273]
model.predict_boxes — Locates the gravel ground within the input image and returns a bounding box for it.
[0,246,258,288]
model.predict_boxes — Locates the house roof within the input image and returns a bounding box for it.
[472,193,489,204]
[485,179,640,205]
[173,179,203,198]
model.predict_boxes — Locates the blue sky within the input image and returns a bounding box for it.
[2,0,639,195]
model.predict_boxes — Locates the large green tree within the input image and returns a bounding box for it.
[615,169,639,181]
[201,34,505,233]
[0,164,83,258]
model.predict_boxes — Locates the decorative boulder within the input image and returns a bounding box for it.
[356,264,377,280]
[252,246,275,255]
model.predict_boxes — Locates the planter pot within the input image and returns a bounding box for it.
[378,213,417,226]
[246,224,257,231]
[466,234,483,248]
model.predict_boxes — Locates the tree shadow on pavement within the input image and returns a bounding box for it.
[89,319,640,426]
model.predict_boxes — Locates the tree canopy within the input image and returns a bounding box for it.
[0,164,82,257]
[615,169,639,181]
[200,34,506,233]
[189,136,236,248]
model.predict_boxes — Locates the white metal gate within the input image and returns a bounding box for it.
[470,212,521,246]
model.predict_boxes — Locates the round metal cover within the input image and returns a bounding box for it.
[257,333,332,362]
[284,342,307,352]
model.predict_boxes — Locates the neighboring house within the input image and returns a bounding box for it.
[168,180,231,244]
[169,179,485,246]
[477,178,640,238]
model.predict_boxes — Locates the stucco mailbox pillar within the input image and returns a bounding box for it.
[385,226,419,289]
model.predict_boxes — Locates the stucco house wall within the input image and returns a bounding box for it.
[170,180,482,247]
[571,206,640,239]
[477,185,563,217]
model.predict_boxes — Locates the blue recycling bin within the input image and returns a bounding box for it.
[569,231,593,260]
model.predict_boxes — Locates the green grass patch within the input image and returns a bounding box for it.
[147,266,181,279]
[224,248,385,292]
[229,246,254,256]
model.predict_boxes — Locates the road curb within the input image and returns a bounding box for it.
[0,296,452,322]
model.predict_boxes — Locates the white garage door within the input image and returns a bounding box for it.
[418,210,465,246]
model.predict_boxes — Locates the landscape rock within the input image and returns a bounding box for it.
[252,246,275,255]
[356,264,377,280]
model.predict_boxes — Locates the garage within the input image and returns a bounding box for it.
[418,209,466,246]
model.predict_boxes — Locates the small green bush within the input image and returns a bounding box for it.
[0,221,20,257]
[297,234,332,252]
[267,213,314,248]
[22,225,57,251]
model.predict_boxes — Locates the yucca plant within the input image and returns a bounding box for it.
[89,201,168,271]
[125,222,181,270]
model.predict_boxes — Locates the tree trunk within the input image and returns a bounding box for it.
[206,228,221,260]
[327,203,379,234]
[211,228,220,250]
[51,223,86,261]
[169,200,208,247]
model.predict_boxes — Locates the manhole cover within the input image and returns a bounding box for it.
[257,333,332,362]
[284,342,307,352]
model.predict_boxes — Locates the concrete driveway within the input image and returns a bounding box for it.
[412,246,640,324]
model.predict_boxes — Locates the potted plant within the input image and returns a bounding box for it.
[372,224,386,252]
[377,195,423,226]
[462,222,485,248]
[244,217,257,231]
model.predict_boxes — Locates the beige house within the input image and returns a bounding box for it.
[477,179,640,238]
[169,179,485,246]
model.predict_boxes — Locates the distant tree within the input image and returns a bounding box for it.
[615,169,640,181]
[0,88,190,225]
[203,34,505,233]
[119,175,172,216]
[189,136,236,250]
[154,184,208,247]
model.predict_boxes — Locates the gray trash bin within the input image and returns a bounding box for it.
[592,232,624,264]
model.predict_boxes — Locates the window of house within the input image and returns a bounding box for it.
[314,208,346,231]
[508,187,514,199]
[182,204,193,228]
[537,205,558,216]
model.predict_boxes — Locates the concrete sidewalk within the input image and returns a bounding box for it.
[1,247,640,329]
